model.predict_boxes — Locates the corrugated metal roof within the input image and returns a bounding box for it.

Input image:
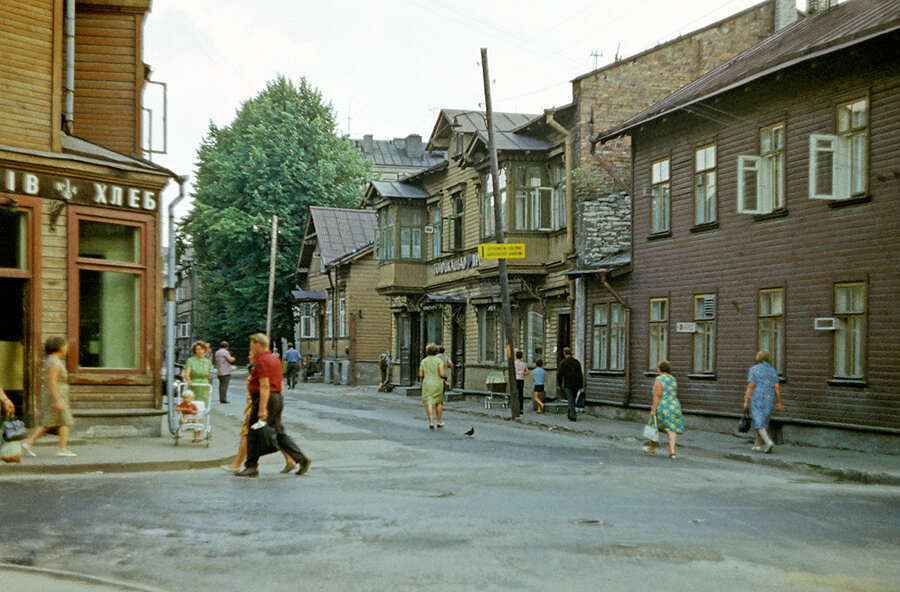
[308,206,376,266]
[369,181,431,200]
[472,130,553,152]
[439,108,538,133]
[597,0,900,142]
[350,136,446,168]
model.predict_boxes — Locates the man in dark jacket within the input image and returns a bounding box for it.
[556,347,584,421]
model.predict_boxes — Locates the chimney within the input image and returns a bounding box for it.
[807,0,836,14]
[406,134,423,158]
[775,0,797,30]
[362,134,374,154]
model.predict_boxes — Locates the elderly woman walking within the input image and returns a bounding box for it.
[642,360,683,459]
[418,343,446,430]
[743,350,783,453]
[22,337,76,457]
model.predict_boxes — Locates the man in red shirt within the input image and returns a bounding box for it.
[236,333,310,477]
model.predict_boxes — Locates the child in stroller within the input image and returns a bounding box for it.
[175,390,207,443]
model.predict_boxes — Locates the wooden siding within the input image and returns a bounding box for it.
[620,36,900,429]
[0,0,57,150]
[72,9,140,154]
[346,255,391,361]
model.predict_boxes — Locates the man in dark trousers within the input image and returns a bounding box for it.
[556,347,584,422]
[236,333,310,477]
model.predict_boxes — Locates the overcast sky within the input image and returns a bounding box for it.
[142,0,804,225]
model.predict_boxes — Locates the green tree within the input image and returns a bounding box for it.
[181,76,370,345]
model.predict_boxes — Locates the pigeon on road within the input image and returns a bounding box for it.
[464,427,475,437]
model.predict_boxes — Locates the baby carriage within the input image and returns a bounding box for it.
[173,382,212,447]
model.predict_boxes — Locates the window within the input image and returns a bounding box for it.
[834,283,865,378]
[738,123,785,215]
[374,208,394,261]
[525,304,544,365]
[175,287,185,302]
[0,210,26,269]
[76,218,144,369]
[551,161,566,230]
[326,298,333,339]
[399,207,422,260]
[649,298,668,370]
[481,169,507,237]
[456,133,464,158]
[426,309,442,346]
[694,145,717,225]
[451,194,464,251]
[592,303,625,371]
[339,297,346,338]
[692,294,716,374]
[758,289,784,373]
[513,164,546,231]
[479,306,500,363]
[300,303,316,339]
[431,205,442,259]
[810,98,868,200]
[650,159,670,233]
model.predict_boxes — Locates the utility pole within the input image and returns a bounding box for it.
[266,214,278,339]
[481,47,521,419]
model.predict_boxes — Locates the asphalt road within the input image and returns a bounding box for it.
[2,385,898,592]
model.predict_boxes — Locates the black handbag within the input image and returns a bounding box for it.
[738,409,752,433]
[2,414,27,442]
[249,423,279,457]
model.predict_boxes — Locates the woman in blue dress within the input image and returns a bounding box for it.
[743,350,783,453]
[642,360,683,458]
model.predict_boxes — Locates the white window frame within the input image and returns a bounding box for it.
[692,294,716,374]
[834,282,866,379]
[694,145,717,225]
[532,187,553,231]
[399,207,422,260]
[649,298,668,371]
[431,205,442,259]
[300,303,316,339]
[758,288,784,373]
[592,303,625,371]
[326,298,333,339]
[650,159,670,233]
[479,306,499,364]
[481,170,506,237]
[551,161,566,231]
[809,97,868,201]
[738,122,786,214]
[338,297,346,338]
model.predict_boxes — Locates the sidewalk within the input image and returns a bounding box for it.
[2,383,898,486]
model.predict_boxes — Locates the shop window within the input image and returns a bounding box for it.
[399,207,422,260]
[650,159,670,233]
[479,306,500,363]
[834,283,866,378]
[426,309,442,346]
[694,145,717,225]
[0,210,26,269]
[810,98,868,200]
[758,289,784,373]
[593,303,625,371]
[693,294,716,374]
[649,298,668,370]
[525,304,544,365]
[76,217,144,370]
[738,123,785,214]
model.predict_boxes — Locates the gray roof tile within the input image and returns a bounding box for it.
[309,206,376,266]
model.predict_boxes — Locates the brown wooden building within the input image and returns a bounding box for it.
[0,0,174,436]
[593,0,900,435]
[293,206,390,385]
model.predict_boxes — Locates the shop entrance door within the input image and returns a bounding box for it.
[451,311,465,389]
[556,312,571,365]
[0,203,33,422]
[397,312,421,386]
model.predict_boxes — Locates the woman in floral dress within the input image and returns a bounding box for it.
[643,360,684,458]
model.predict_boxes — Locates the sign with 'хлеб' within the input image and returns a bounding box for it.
[2,167,159,212]
[478,243,525,259]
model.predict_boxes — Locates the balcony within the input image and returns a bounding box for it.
[376,260,427,295]
[477,231,567,276]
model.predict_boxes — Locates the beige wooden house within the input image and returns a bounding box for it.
[0,0,175,435]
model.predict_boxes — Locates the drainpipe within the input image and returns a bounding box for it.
[63,0,75,134]
[544,109,574,258]
[597,268,632,407]
[166,176,189,434]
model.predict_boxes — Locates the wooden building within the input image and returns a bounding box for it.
[293,207,390,385]
[593,0,900,434]
[0,0,174,436]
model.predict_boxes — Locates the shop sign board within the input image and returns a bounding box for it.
[433,253,480,276]
[1,167,159,212]
[477,243,525,259]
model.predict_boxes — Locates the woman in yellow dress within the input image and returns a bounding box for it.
[418,343,446,430]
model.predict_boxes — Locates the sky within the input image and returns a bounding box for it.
[142,0,804,227]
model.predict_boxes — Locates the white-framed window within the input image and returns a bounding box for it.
[758,288,784,373]
[592,303,625,371]
[481,169,507,237]
[693,294,716,374]
[513,164,546,231]
[175,287,185,302]
[431,205,442,259]
[300,303,316,339]
[649,298,668,371]
[374,208,394,261]
[694,145,717,225]
[479,306,500,363]
[399,207,422,260]
[338,297,346,338]
[178,323,191,339]
[650,159,670,233]
[810,98,868,200]
[834,282,865,379]
[326,298,333,339]
[738,123,785,215]
[525,304,544,365]
[551,160,566,230]
[451,194,464,251]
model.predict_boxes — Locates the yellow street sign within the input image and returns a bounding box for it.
[478,243,525,259]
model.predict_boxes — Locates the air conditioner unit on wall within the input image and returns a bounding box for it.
[676,322,698,333]
[814,317,841,330]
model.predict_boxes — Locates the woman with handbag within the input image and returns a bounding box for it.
[22,337,76,457]
[418,343,446,429]
[642,360,683,458]
[743,350,783,453]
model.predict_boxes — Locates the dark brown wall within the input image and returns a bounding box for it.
[596,35,900,429]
